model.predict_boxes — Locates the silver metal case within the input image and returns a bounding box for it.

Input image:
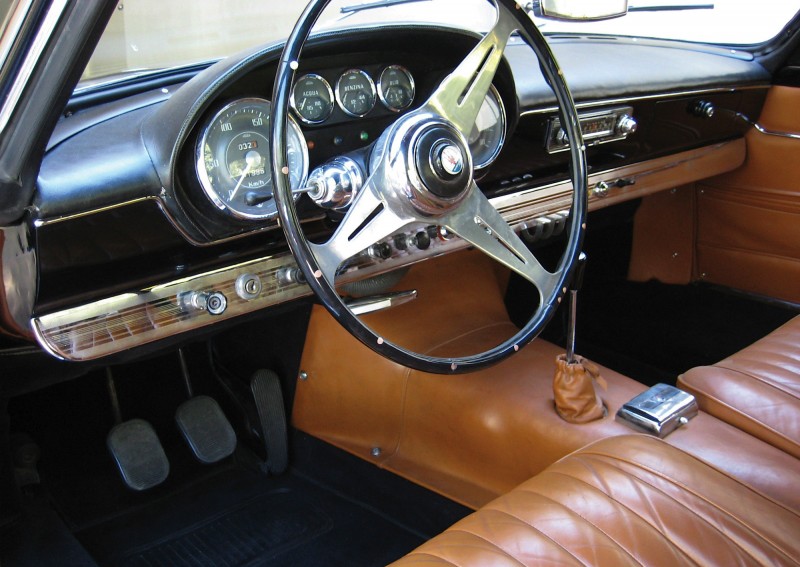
[615,383,698,438]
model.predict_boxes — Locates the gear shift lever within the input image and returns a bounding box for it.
[553,251,605,423]
[565,252,587,364]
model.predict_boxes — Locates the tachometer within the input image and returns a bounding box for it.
[291,74,334,124]
[378,65,415,112]
[336,69,377,117]
[196,98,308,220]
[469,85,507,170]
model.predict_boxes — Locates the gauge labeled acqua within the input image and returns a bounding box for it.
[291,74,334,124]
[196,98,308,220]
[336,69,377,117]
[469,85,507,170]
[377,65,415,112]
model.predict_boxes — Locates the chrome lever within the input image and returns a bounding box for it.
[345,289,418,316]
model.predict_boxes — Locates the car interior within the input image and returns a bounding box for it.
[0,0,799,565]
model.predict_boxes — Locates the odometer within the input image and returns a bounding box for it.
[196,98,308,220]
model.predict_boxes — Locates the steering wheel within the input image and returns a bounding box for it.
[272,0,587,374]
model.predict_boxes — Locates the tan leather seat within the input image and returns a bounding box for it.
[678,315,800,458]
[391,435,800,566]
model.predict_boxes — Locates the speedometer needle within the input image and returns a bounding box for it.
[229,162,252,201]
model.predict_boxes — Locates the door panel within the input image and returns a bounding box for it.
[696,86,800,303]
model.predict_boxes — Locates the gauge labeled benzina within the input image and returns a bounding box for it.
[336,69,377,117]
[196,98,308,220]
[291,74,334,124]
[377,65,415,112]
[469,85,507,170]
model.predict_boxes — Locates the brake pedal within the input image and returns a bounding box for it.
[175,395,236,464]
[251,369,288,475]
[107,419,170,491]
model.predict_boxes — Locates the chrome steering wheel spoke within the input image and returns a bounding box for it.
[421,2,517,139]
[443,185,559,300]
[310,169,411,284]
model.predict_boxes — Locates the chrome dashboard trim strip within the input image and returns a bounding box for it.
[0,0,69,134]
[32,196,160,227]
[32,141,744,361]
[520,84,770,117]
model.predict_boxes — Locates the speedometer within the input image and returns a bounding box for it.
[196,98,308,220]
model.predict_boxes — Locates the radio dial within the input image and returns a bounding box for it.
[616,114,638,136]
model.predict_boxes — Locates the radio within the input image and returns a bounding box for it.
[546,106,637,153]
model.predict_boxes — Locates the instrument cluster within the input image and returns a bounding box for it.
[291,65,415,124]
[193,63,507,223]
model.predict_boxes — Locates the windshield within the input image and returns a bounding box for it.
[79,0,799,87]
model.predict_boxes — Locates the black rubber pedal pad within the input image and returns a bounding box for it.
[175,395,237,464]
[107,419,170,491]
[250,369,288,475]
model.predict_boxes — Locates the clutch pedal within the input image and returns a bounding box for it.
[106,368,170,491]
[107,418,170,491]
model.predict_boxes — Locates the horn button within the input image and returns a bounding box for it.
[414,126,472,202]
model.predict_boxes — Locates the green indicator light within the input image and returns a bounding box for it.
[360,131,369,142]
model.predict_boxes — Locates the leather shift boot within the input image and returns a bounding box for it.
[553,354,607,423]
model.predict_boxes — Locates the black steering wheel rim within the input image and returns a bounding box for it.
[272,0,587,374]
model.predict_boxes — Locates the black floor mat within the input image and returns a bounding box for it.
[75,444,462,567]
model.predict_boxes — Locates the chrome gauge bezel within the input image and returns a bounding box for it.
[290,73,335,125]
[195,97,309,221]
[335,68,377,118]
[471,84,507,171]
[377,64,415,113]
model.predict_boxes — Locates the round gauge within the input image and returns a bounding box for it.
[291,74,334,124]
[378,65,415,112]
[196,98,308,220]
[469,85,507,170]
[336,69,377,118]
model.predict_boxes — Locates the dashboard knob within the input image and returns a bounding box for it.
[205,292,227,315]
[393,234,408,251]
[616,114,638,135]
[368,242,392,260]
[555,128,569,146]
[593,181,611,198]
[177,291,227,315]
[413,230,431,250]
[691,100,715,119]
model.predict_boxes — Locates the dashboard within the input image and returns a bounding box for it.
[27,24,770,362]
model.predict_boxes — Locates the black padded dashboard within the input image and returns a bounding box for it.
[33,24,771,313]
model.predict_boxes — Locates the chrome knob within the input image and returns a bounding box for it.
[593,181,611,198]
[177,290,227,315]
[555,128,569,146]
[616,114,638,135]
[307,156,364,210]
[205,292,227,315]
[692,100,715,119]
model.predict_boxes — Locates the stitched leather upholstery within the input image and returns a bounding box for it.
[392,435,800,566]
[678,315,800,458]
